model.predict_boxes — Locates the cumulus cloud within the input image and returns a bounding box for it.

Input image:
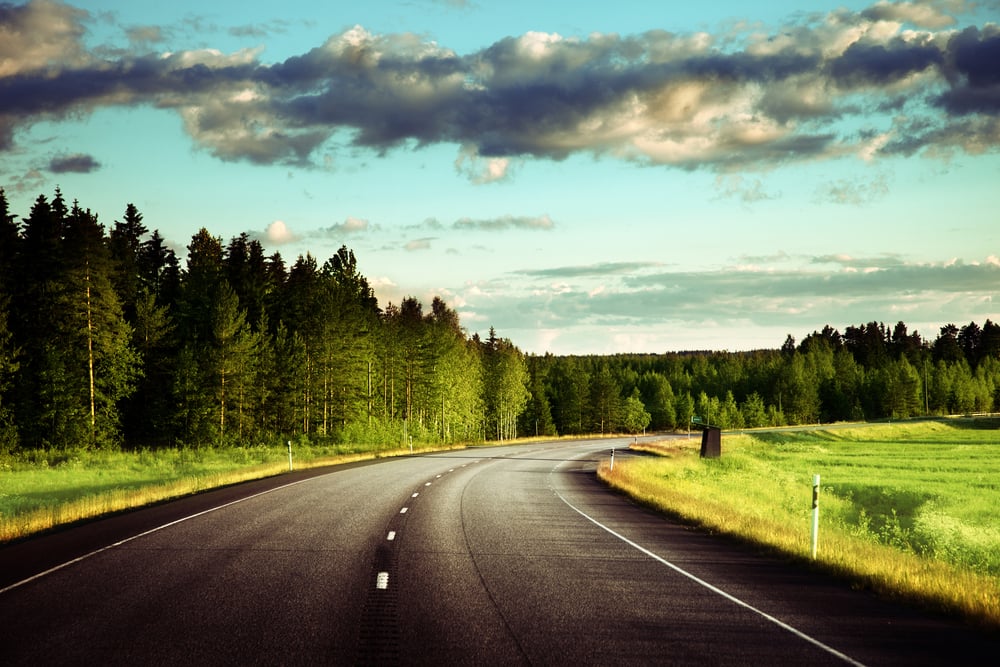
[1,1,1000,171]
[264,220,298,244]
[48,152,100,173]
[861,1,961,29]
[0,0,88,78]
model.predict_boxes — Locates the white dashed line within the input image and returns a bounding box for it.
[400,507,408,514]
[387,531,396,541]
[376,572,389,590]
[425,482,432,486]
[411,492,419,498]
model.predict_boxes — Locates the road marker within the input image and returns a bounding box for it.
[387,531,396,541]
[376,572,389,590]
[412,492,419,498]
[400,507,408,514]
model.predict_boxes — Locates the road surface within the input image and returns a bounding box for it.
[1,437,997,665]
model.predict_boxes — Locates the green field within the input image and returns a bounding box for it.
[600,420,1000,627]
[0,439,439,543]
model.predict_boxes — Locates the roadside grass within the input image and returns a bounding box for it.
[0,434,582,544]
[0,439,455,544]
[599,421,1000,627]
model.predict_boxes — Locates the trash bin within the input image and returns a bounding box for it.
[700,426,721,458]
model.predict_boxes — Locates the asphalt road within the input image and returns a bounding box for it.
[1,437,997,665]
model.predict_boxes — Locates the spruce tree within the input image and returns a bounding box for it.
[60,202,139,447]
[108,203,148,323]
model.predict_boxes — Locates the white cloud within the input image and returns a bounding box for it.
[265,220,298,244]
[454,145,516,184]
[3,4,998,170]
[405,237,433,251]
[332,216,370,234]
[453,214,554,231]
[713,175,776,204]
[453,254,1000,352]
[0,0,88,78]
[814,173,891,205]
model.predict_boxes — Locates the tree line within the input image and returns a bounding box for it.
[1,188,997,452]
[0,188,528,451]
[519,320,1000,436]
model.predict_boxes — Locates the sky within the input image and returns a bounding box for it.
[1,0,999,355]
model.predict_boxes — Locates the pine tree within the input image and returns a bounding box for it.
[60,202,139,447]
[172,229,227,445]
[210,282,257,443]
[139,229,180,307]
[0,189,18,449]
[0,292,19,450]
[589,363,621,434]
[320,252,377,431]
[0,188,18,292]
[108,203,148,323]
[521,354,556,437]
[127,289,175,446]
[280,254,324,434]
[11,192,68,447]
[481,329,529,441]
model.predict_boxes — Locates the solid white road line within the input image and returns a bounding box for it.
[552,488,868,667]
[0,477,317,596]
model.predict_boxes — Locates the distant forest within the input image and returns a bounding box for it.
[1,188,998,451]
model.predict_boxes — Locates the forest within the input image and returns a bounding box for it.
[1,187,998,452]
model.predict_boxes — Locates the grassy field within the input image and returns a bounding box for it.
[0,439,448,544]
[599,420,1000,627]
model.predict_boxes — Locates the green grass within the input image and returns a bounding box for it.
[0,439,453,543]
[600,420,1000,627]
[0,433,589,544]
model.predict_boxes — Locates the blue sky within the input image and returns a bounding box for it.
[2,0,999,354]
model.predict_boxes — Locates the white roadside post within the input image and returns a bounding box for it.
[610,448,615,471]
[287,440,293,472]
[811,474,820,559]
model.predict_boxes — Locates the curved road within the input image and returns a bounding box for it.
[1,437,997,665]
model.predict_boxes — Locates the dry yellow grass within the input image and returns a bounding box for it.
[0,449,389,543]
[599,432,1000,627]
